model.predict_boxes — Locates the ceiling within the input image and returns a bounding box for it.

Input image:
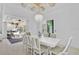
[0,3,78,20]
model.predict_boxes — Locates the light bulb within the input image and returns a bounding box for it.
[35,14,43,22]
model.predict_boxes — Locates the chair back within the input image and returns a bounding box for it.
[32,37,40,51]
[59,36,72,54]
[27,36,33,47]
[23,34,27,44]
[23,34,32,47]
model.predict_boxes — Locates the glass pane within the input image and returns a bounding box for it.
[47,20,54,33]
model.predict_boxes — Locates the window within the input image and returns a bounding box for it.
[42,19,56,37]
[47,20,54,33]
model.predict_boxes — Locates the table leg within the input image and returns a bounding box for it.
[47,47,55,55]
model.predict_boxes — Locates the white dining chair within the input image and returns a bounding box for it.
[32,37,47,55]
[23,34,33,54]
[50,36,72,55]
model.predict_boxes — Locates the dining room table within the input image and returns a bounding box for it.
[39,36,61,55]
[31,35,61,55]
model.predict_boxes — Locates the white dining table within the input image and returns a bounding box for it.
[31,35,61,48]
[39,36,61,48]
[29,35,61,55]
[39,36,61,55]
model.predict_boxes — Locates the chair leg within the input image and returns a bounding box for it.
[49,51,52,55]
[39,51,41,55]
[49,51,54,55]
[31,48,33,55]
[32,48,33,55]
[47,47,51,55]
[46,50,49,55]
[26,47,29,54]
